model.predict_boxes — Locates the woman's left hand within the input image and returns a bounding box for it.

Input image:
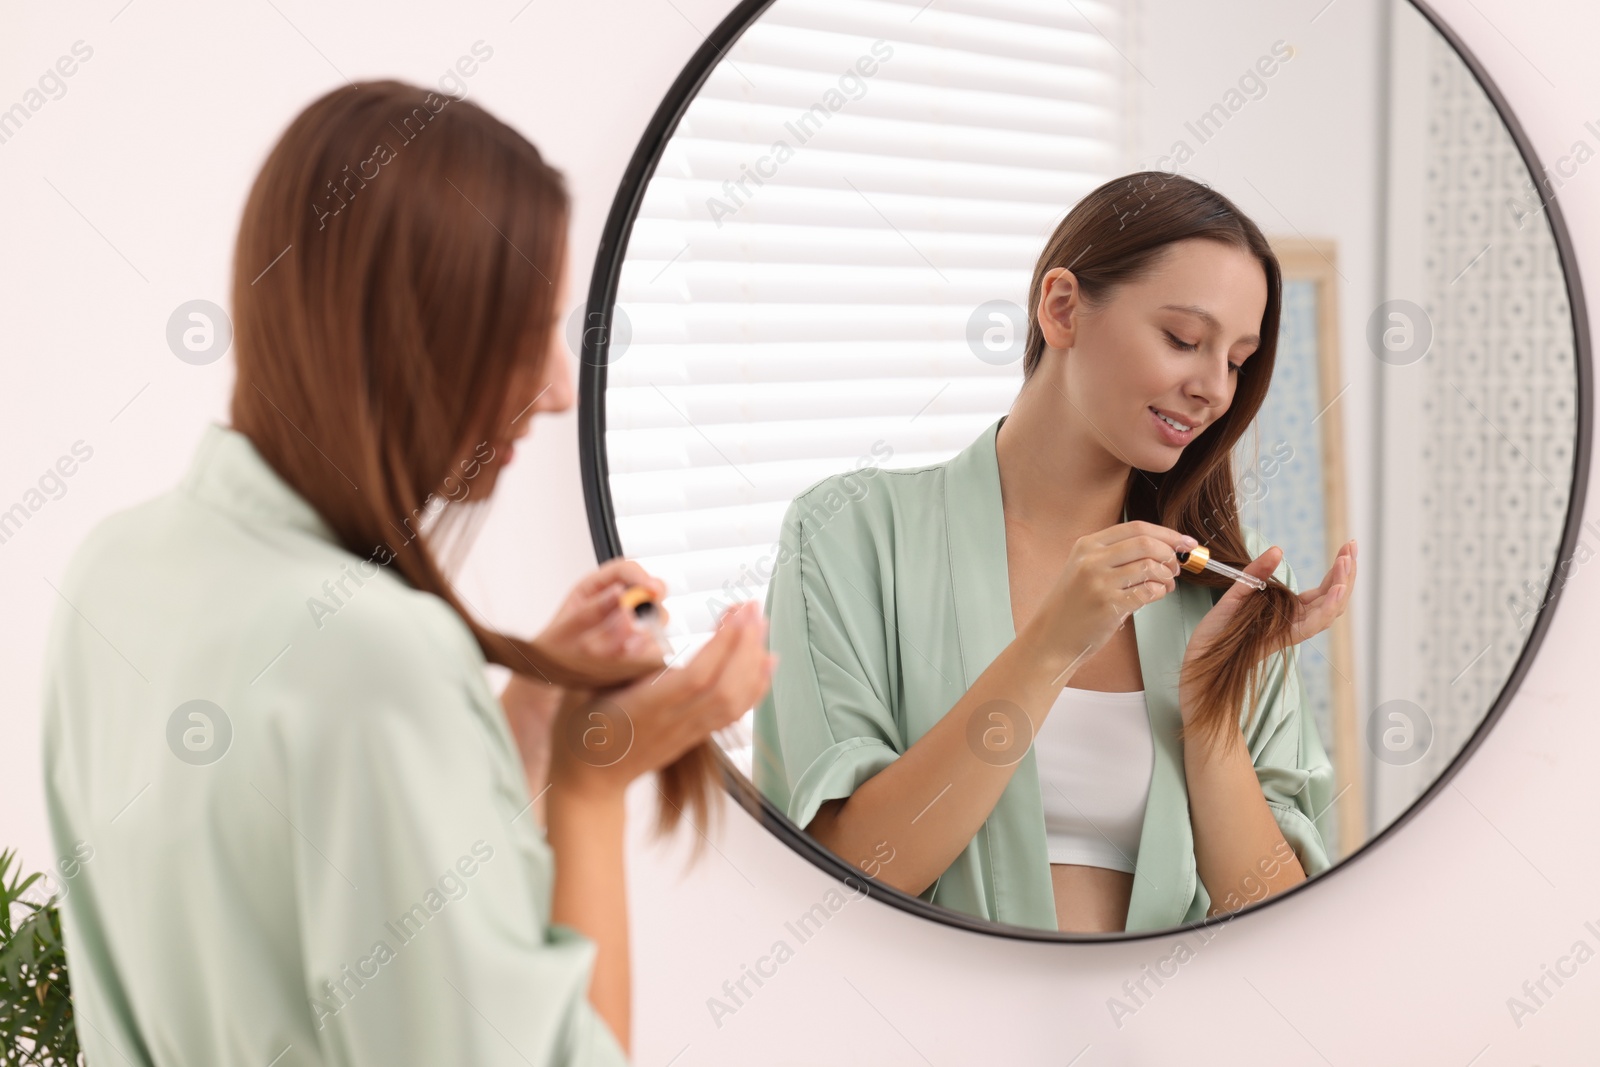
[526,557,674,687]
[1179,540,1356,710]
[1284,539,1357,646]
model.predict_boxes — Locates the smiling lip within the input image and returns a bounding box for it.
[1149,406,1200,445]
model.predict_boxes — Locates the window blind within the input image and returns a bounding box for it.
[605,0,1133,769]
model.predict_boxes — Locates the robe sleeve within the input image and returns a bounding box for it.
[752,487,905,834]
[1239,529,1337,878]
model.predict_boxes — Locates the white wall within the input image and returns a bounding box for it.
[3,0,1597,1061]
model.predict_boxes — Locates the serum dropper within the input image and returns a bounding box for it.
[1176,544,1267,591]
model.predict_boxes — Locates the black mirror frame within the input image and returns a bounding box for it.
[576,0,1593,943]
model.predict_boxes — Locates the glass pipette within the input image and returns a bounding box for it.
[1175,544,1267,591]
[620,584,671,654]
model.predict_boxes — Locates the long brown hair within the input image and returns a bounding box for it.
[229,79,721,839]
[1023,171,1299,753]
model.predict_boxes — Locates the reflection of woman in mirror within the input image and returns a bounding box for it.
[753,171,1357,934]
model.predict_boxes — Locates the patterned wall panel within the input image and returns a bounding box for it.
[1409,30,1575,785]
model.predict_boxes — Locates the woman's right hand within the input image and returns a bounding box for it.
[546,600,775,803]
[1020,521,1197,676]
[527,557,674,690]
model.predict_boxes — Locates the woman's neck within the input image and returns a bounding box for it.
[996,376,1131,541]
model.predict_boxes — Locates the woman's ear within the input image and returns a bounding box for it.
[1036,266,1080,352]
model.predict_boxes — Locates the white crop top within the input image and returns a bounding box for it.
[1034,685,1155,874]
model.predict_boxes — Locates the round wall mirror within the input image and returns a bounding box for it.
[576,0,1591,941]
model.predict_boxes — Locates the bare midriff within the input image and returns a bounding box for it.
[1051,864,1135,932]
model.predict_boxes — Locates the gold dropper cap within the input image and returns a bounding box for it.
[1176,544,1210,574]
[619,585,657,612]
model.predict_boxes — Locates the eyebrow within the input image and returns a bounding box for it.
[1159,304,1260,349]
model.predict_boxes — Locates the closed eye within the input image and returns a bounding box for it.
[1165,331,1243,374]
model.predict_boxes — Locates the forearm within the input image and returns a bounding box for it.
[501,674,562,824]
[1182,727,1306,915]
[807,626,1078,896]
[546,787,631,1054]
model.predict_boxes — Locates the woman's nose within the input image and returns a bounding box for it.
[537,349,576,414]
[1189,352,1230,407]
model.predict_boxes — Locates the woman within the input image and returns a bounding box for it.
[753,171,1357,934]
[39,81,773,1065]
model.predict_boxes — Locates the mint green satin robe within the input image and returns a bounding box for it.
[40,423,627,1065]
[753,415,1335,933]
